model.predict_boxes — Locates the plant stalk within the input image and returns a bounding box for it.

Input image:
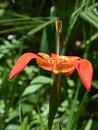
[48,73,61,130]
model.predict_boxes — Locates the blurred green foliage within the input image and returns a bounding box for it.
[0,0,98,130]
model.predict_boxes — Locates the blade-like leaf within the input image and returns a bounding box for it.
[80,4,98,29]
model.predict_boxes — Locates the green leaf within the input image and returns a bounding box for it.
[23,17,57,39]
[31,75,53,84]
[22,84,43,96]
[0,17,57,34]
[84,118,93,130]
[40,28,49,53]
[22,75,53,96]
[80,3,98,29]
[37,106,45,130]
[66,79,80,130]
[20,116,28,130]
[92,81,98,89]
[70,92,88,130]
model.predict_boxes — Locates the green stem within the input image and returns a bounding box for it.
[48,73,61,130]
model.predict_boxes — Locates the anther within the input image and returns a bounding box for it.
[55,20,62,33]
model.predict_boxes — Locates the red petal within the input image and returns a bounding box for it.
[9,53,38,80]
[36,57,52,71]
[50,53,57,58]
[72,59,93,92]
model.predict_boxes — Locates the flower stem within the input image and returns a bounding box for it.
[48,73,61,130]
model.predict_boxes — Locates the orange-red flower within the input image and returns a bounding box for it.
[9,52,93,92]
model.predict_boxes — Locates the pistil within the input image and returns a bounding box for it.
[55,20,62,56]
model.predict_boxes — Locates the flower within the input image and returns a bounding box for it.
[9,52,93,92]
[9,20,93,92]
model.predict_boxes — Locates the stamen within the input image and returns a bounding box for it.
[55,20,62,33]
[55,20,62,56]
